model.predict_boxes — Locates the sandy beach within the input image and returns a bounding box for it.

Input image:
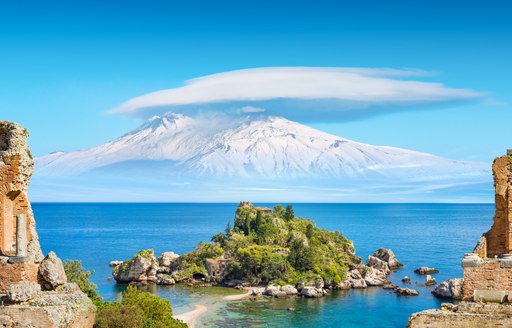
[222,289,252,301]
[173,289,253,327]
[174,303,209,328]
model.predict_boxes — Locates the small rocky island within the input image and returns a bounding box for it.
[112,201,406,297]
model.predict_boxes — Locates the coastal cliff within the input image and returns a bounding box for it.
[0,121,95,327]
[408,150,512,327]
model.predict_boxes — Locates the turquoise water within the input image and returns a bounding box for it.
[33,203,493,327]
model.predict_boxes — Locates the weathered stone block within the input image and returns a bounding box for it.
[473,290,507,303]
[6,282,41,303]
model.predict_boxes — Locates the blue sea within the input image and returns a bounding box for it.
[33,203,493,327]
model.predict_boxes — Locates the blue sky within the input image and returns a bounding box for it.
[1,0,511,161]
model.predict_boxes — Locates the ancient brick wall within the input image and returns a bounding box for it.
[462,260,512,301]
[0,121,42,293]
[481,156,512,257]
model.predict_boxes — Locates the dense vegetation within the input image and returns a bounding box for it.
[64,260,187,328]
[172,202,360,287]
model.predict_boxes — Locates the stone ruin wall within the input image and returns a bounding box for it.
[462,152,512,301]
[0,122,43,293]
[463,259,512,301]
[0,121,95,327]
[481,155,512,257]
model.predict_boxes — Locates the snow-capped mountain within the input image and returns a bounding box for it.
[35,112,486,182]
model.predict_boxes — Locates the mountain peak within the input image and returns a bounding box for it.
[34,114,487,183]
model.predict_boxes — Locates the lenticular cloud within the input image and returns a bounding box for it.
[110,67,485,122]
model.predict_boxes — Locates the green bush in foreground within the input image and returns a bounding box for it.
[64,260,102,305]
[96,286,187,328]
[64,260,187,328]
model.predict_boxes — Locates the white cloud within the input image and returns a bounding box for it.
[109,67,486,121]
[240,106,265,113]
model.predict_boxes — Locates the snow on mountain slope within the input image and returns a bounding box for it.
[35,112,486,181]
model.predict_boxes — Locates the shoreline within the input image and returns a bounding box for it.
[174,303,209,328]
[222,289,253,301]
[173,289,252,327]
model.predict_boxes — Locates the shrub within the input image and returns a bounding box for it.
[96,286,187,328]
[95,303,143,328]
[63,260,102,305]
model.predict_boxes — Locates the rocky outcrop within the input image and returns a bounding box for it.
[0,121,95,327]
[38,251,67,290]
[156,273,175,285]
[347,269,367,288]
[362,266,388,286]
[373,248,403,269]
[158,252,179,268]
[366,255,391,275]
[414,266,439,275]
[432,278,463,300]
[112,249,159,284]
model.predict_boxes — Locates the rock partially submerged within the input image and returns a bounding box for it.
[373,248,403,269]
[425,275,437,286]
[394,287,420,296]
[112,249,159,284]
[414,266,439,275]
[366,255,391,275]
[300,286,326,298]
[431,278,463,300]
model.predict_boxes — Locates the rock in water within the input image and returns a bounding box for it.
[363,267,388,286]
[425,275,437,286]
[432,278,463,300]
[414,266,439,275]
[394,287,420,296]
[373,248,403,269]
[6,282,41,302]
[366,255,391,275]
[382,282,398,290]
[264,285,283,297]
[38,251,67,290]
[402,276,411,284]
[301,287,324,298]
[281,285,299,295]
[348,269,367,288]
[112,249,159,283]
